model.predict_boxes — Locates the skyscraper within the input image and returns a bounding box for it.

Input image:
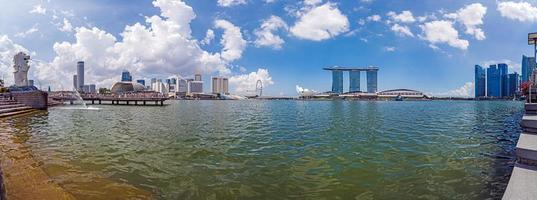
[211,77,229,95]
[137,79,145,86]
[366,70,378,93]
[474,65,486,98]
[121,70,132,82]
[349,71,360,92]
[195,74,202,81]
[498,63,508,97]
[77,61,84,91]
[73,75,78,90]
[508,73,520,97]
[331,70,343,94]
[487,65,501,97]
[522,55,536,82]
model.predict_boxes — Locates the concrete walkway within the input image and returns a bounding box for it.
[503,103,537,200]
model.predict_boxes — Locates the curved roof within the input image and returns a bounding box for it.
[379,89,422,93]
[110,82,145,93]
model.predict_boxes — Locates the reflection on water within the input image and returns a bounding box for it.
[0,100,524,199]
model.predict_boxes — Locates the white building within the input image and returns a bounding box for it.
[152,79,169,94]
[211,76,229,95]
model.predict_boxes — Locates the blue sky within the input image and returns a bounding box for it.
[1,0,537,96]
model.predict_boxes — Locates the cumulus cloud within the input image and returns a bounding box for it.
[419,20,469,50]
[254,15,288,49]
[384,46,396,52]
[387,10,415,23]
[445,3,487,40]
[229,68,274,94]
[482,59,521,74]
[217,0,246,7]
[28,0,250,89]
[58,18,73,33]
[497,1,537,22]
[201,29,215,45]
[367,14,381,22]
[290,3,349,41]
[437,82,474,97]
[391,24,414,37]
[214,19,247,61]
[29,4,46,15]
[0,35,30,85]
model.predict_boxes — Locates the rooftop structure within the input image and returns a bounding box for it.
[323,66,379,94]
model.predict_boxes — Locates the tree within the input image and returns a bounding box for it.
[98,88,110,94]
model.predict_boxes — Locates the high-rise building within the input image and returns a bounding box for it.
[211,77,229,94]
[136,79,145,86]
[28,80,34,87]
[73,75,78,90]
[474,65,486,98]
[487,65,501,97]
[522,55,536,82]
[331,70,343,94]
[349,71,360,92]
[508,73,520,97]
[188,80,203,94]
[498,63,508,97]
[89,84,96,93]
[195,74,202,81]
[121,70,132,82]
[177,79,188,93]
[366,70,378,93]
[77,61,84,91]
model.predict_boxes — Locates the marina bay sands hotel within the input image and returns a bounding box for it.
[323,66,379,94]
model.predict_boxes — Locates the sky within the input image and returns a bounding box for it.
[1,0,537,97]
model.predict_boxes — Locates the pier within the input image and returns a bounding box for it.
[50,94,169,106]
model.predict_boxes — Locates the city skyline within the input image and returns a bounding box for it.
[1,0,537,96]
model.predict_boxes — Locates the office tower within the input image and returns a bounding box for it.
[211,77,229,94]
[508,73,520,97]
[474,65,486,98]
[522,55,536,82]
[121,70,132,82]
[331,70,343,94]
[89,84,96,93]
[77,61,84,90]
[178,79,188,93]
[28,80,34,87]
[498,63,508,97]
[137,79,145,86]
[73,75,78,90]
[195,74,202,81]
[487,65,500,97]
[188,80,203,94]
[366,70,378,93]
[349,71,360,92]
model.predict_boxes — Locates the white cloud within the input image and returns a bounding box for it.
[217,0,246,7]
[28,0,251,90]
[254,15,288,49]
[201,29,215,45]
[387,10,415,23]
[367,14,381,22]
[0,35,30,85]
[391,24,414,37]
[229,68,274,94]
[445,3,487,40]
[59,18,73,32]
[419,20,469,50]
[497,1,537,22]
[384,46,396,52]
[29,4,46,15]
[482,59,521,74]
[437,82,474,97]
[214,19,247,61]
[304,0,322,6]
[290,3,349,41]
[15,24,39,38]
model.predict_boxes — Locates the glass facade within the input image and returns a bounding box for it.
[508,73,519,97]
[136,79,145,86]
[331,70,343,94]
[487,65,500,97]
[498,63,508,97]
[522,55,536,82]
[349,71,360,92]
[366,70,377,93]
[121,71,132,82]
[474,65,486,98]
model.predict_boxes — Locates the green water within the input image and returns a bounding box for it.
[3,100,524,199]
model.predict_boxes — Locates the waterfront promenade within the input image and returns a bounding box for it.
[49,92,169,106]
[503,102,537,199]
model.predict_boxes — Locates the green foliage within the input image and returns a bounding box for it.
[98,87,111,94]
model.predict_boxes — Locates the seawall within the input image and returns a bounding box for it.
[10,91,48,109]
